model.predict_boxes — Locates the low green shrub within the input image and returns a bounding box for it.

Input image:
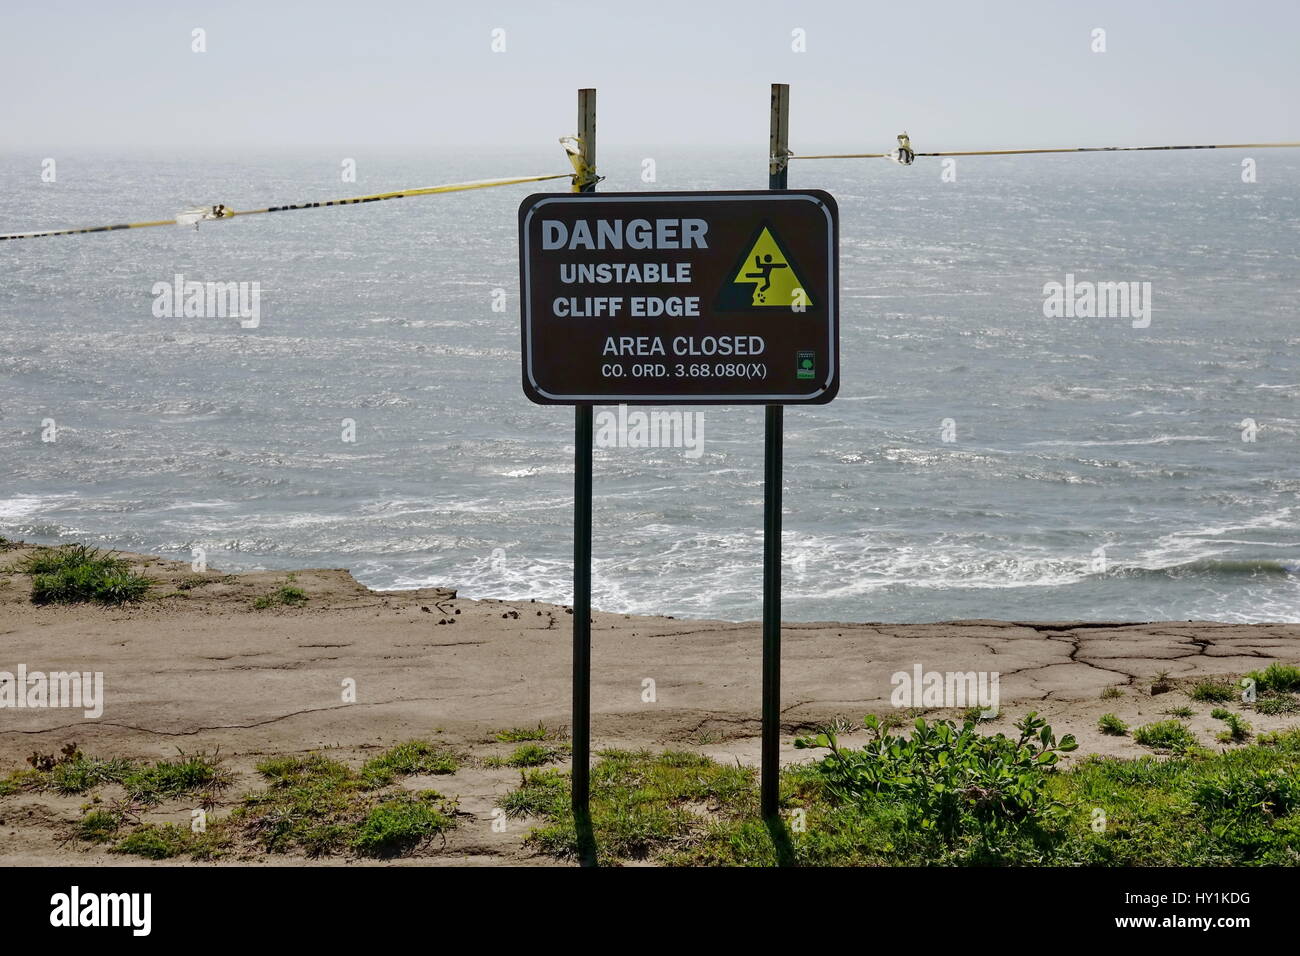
[793,712,1077,845]
[1247,663,1300,694]
[21,545,150,605]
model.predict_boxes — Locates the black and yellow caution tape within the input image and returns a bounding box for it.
[0,216,181,241]
[0,172,572,242]
[794,140,1300,162]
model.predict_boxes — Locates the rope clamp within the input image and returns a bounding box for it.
[560,135,603,191]
[769,148,792,176]
[891,132,915,166]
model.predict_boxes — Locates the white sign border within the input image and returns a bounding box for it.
[520,191,838,404]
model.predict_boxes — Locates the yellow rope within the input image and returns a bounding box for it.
[794,141,1300,161]
[0,172,572,241]
[8,136,1296,239]
[792,152,889,160]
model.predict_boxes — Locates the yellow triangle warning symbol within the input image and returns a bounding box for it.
[721,224,813,309]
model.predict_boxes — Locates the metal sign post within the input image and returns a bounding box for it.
[572,88,596,851]
[521,85,836,859]
[762,82,790,822]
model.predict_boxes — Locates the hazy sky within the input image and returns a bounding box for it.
[2,0,1297,152]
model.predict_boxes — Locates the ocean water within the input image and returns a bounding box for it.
[1,147,1298,623]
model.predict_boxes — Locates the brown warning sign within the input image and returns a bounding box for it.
[518,190,839,405]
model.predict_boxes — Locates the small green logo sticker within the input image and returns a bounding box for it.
[796,350,816,380]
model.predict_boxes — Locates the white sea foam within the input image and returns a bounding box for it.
[0,494,72,521]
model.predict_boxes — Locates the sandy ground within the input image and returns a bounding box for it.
[1,541,1297,865]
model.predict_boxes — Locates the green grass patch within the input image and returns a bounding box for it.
[111,823,190,860]
[251,585,307,610]
[5,747,229,800]
[46,755,135,794]
[10,748,231,858]
[1098,713,1128,736]
[1259,728,1300,752]
[1211,709,1252,743]
[1190,680,1236,703]
[0,773,28,797]
[360,740,458,787]
[121,752,231,803]
[351,793,455,856]
[500,749,757,864]
[1191,767,1300,819]
[484,742,568,768]
[1248,663,1300,694]
[1133,720,1200,754]
[19,544,151,605]
[76,809,122,844]
[1255,695,1299,716]
[15,744,459,861]
[235,750,458,857]
[239,754,368,855]
[83,811,234,860]
[504,713,1300,866]
[494,723,552,742]
[499,767,569,819]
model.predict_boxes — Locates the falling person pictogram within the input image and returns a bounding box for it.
[745,254,789,302]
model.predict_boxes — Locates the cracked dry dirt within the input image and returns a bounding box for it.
[1,544,1297,865]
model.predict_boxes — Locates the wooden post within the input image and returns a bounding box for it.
[769,83,790,186]
[576,89,597,193]
[572,88,596,853]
